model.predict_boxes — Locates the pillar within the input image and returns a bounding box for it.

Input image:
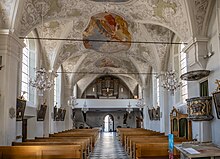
[64,85,74,130]
[43,73,56,136]
[0,30,24,145]
[159,80,170,134]
[142,74,154,130]
[143,86,150,129]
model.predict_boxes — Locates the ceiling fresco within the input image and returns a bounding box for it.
[0,0,13,28]
[2,0,213,91]
[95,57,120,68]
[83,12,131,53]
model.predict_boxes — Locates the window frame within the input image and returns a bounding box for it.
[21,35,36,105]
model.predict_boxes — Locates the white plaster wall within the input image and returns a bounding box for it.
[35,122,44,137]
[207,3,220,146]
[180,2,220,145]
[27,118,43,139]
[149,120,160,132]
[74,109,140,130]
[75,99,138,108]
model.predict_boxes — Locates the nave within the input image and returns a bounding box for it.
[90,132,129,159]
[1,1,220,159]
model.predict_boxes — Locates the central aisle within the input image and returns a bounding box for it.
[90,132,130,159]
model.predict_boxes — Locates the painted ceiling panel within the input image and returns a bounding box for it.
[17,0,210,89]
[95,57,120,68]
[83,12,131,53]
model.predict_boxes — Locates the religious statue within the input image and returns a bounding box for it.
[123,113,128,124]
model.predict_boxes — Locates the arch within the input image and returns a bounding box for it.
[103,114,114,132]
[78,75,137,98]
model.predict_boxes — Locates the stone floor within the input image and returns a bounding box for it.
[89,132,130,159]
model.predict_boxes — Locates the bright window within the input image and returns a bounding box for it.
[54,67,61,107]
[21,39,30,100]
[21,36,36,103]
[156,78,160,105]
[180,43,188,103]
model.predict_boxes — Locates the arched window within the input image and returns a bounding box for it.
[21,35,36,104]
[156,78,160,105]
[152,70,160,106]
[180,43,188,103]
[173,42,188,104]
[54,67,61,107]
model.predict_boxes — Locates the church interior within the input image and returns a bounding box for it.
[1,0,220,158]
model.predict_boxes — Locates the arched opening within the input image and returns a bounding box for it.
[104,114,114,132]
[81,75,136,99]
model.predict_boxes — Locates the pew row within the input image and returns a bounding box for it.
[117,128,189,159]
[12,140,87,159]
[0,145,82,159]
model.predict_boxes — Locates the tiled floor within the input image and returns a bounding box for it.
[90,132,130,159]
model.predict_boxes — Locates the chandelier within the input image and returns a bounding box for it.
[126,101,133,114]
[81,101,89,113]
[136,98,145,110]
[67,96,78,109]
[30,68,55,96]
[162,70,182,95]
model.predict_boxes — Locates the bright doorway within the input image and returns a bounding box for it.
[104,114,114,132]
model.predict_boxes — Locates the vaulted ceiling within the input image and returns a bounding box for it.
[0,0,215,93]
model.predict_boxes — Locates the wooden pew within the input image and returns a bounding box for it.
[122,131,162,147]
[126,135,167,152]
[116,128,163,147]
[116,128,189,159]
[116,128,145,144]
[0,145,82,159]
[43,135,94,152]
[36,128,99,154]
[50,131,99,147]
[12,141,87,159]
[135,143,170,159]
[26,137,90,152]
[134,140,184,159]
[129,138,168,157]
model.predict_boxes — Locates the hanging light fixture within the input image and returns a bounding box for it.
[136,98,145,110]
[29,3,56,96]
[81,101,89,113]
[67,96,78,109]
[162,70,182,95]
[126,101,133,114]
[30,68,56,96]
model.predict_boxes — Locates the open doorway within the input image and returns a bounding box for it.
[104,114,114,132]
